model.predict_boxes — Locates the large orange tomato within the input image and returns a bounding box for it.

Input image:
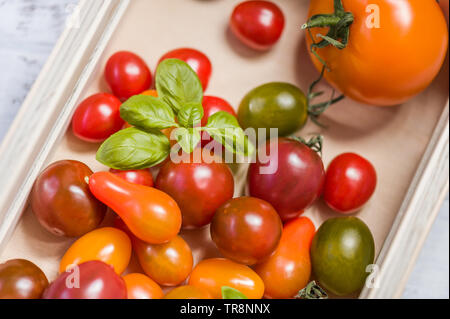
[188,258,264,299]
[305,0,448,106]
[254,217,315,299]
[59,227,131,274]
[122,273,164,299]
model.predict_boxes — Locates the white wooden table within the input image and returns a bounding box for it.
[0,0,448,299]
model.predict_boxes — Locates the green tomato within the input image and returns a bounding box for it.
[311,217,375,296]
[237,82,307,142]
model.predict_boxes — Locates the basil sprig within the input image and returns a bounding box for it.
[120,95,178,131]
[96,59,254,169]
[96,127,170,170]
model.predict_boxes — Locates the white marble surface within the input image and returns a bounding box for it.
[0,0,448,299]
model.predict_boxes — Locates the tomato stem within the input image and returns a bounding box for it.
[290,135,323,157]
[303,0,353,126]
[295,281,328,299]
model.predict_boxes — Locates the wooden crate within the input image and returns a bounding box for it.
[0,0,448,299]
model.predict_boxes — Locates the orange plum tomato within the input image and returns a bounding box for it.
[59,227,132,275]
[122,273,164,299]
[88,171,181,244]
[254,217,316,299]
[164,285,212,299]
[114,217,193,287]
[188,258,264,299]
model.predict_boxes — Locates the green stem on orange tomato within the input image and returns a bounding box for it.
[303,0,354,126]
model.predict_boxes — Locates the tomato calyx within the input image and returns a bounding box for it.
[294,281,328,300]
[302,0,354,55]
[289,135,323,157]
[302,0,353,127]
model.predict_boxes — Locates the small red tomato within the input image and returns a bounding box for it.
[158,48,212,91]
[230,1,285,50]
[43,261,127,299]
[210,197,282,265]
[323,153,377,213]
[248,138,325,222]
[155,153,234,229]
[105,51,152,101]
[109,169,154,187]
[201,96,237,149]
[71,93,124,142]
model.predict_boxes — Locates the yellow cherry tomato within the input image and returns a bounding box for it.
[59,227,131,274]
[188,258,264,299]
[122,273,164,299]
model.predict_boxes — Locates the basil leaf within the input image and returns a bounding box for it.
[221,286,248,299]
[120,95,177,131]
[96,127,170,169]
[174,127,201,153]
[156,59,203,113]
[177,102,204,127]
[205,111,255,156]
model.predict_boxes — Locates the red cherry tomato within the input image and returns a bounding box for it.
[43,261,127,299]
[158,48,212,91]
[210,197,282,265]
[248,138,325,222]
[109,169,154,187]
[71,93,124,143]
[105,51,152,101]
[155,153,234,229]
[201,96,237,149]
[230,1,285,50]
[323,153,377,214]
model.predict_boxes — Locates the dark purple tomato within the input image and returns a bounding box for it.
[0,259,48,299]
[248,138,325,222]
[31,160,106,237]
[43,261,127,299]
[210,197,282,265]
